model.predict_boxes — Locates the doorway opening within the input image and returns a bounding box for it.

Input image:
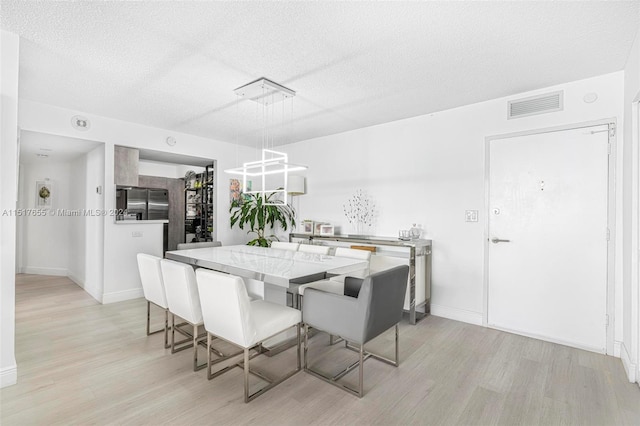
[17,130,105,302]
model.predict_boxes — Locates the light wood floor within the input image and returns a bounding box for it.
[2,274,640,425]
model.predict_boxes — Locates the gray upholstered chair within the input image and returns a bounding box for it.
[176,241,222,250]
[302,265,409,397]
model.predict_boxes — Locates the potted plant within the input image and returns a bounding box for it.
[229,192,296,247]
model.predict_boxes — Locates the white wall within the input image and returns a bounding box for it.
[138,160,205,179]
[0,29,19,388]
[18,100,254,303]
[67,154,87,285]
[83,144,105,302]
[138,160,181,179]
[287,72,625,343]
[18,161,72,275]
[622,28,640,383]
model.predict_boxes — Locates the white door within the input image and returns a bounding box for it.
[487,124,610,353]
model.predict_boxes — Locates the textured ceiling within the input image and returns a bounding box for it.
[2,1,639,146]
[20,131,101,164]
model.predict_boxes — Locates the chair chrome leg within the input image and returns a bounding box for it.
[244,348,250,403]
[164,309,170,348]
[171,314,175,352]
[146,301,151,335]
[304,323,401,398]
[207,332,212,379]
[145,301,167,338]
[395,323,399,365]
[193,324,198,371]
[303,323,309,370]
[358,345,364,398]
[297,323,301,371]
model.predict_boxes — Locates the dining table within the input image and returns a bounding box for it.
[164,244,369,305]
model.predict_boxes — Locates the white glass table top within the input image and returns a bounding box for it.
[165,244,368,288]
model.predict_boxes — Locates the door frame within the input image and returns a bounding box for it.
[632,95,640,382]
[483,118,617,355]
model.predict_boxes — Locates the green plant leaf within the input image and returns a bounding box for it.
[229,191,296,246]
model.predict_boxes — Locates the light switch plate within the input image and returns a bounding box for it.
[465,210,478,222]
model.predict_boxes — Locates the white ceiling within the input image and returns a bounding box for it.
[2,1,639,146]
[20,131,101,164]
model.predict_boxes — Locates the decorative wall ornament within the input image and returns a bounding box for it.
[343,189,375,235]
[36,180,53,208]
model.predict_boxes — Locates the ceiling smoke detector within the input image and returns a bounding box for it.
[71,115,91,131]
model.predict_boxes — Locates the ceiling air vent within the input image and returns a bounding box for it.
[508,91,563,119]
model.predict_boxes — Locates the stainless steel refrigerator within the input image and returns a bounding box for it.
[116,187,169,221]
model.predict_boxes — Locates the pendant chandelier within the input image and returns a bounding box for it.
[224,77,307,205]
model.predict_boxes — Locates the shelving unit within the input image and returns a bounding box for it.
[184,164,214,243]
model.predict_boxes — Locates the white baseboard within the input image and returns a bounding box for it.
[21,266,67,276]
[102,288,143,304]
[621,342,638,383]
[67,273,84,288]
[0,364,17,388]
[488,323,605,354]
[431,304,483,326]
[614,340,621,358]
[67,274,102,303]
[83,284,103,303]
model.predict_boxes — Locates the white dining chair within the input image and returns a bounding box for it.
[136,253,170,348]
[195,268,302,403]
[298,244,330,255]
[296,247,372,306]
[160,259,225,371]
[270,241,300,251]
[286,244,332,307]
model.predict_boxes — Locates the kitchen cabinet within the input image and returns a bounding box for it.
[114,146,139,186]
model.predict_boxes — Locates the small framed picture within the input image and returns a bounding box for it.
[314,222,325,235]
[319,224,334,236]
[299,220,314,234]
[36,180,53,209]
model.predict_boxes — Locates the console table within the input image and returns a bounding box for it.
[289,233,432,324]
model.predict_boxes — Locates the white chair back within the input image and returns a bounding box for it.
[334,247,372,261]
[137,253,168,309]
[271,241,300,251]
[332,247,372,278]
[298,244,330,255]
[160,259,203,325]
[196,268,255,348]
[177,241,222,250]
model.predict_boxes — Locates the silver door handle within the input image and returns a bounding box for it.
[491,238,511,244]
